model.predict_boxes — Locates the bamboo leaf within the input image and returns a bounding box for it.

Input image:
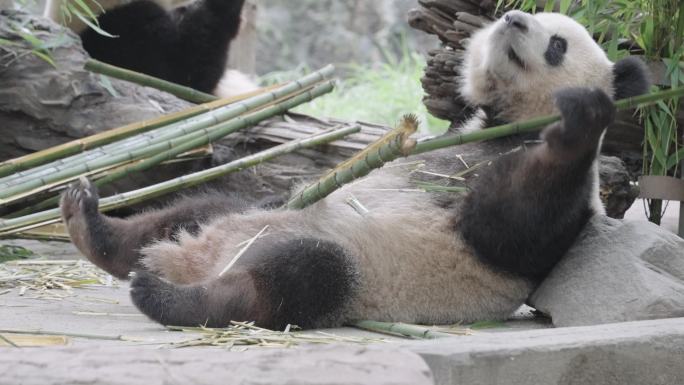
[69,3,116,38]
[31,50,57,67]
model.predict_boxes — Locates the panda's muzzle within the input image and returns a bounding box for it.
[503,11,528,33]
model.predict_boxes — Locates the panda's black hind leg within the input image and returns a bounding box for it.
[459,88,615,281]
[60,178,248,279]
[130,238,358,329]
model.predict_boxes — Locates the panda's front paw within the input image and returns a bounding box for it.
[542,88,615,152]
[554,87,616,133]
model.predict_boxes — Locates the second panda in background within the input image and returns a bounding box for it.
[44,0,257,97]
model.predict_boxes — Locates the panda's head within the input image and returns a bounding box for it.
[460,11,649,123]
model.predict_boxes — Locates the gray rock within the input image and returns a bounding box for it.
[529,216,684,327]
[0,345,434,385]
[406,317,684,385]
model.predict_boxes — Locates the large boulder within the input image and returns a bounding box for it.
[529,216,684,327]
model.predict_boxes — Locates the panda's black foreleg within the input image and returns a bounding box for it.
[459,88,616,282]
[60,178,246,279]
[171,0,247,93]
[130,238,358,329]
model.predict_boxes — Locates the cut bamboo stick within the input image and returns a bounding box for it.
[0,66,334,188]
[0,88,278,180]
[84,59,217,103]
[0,81,335,204]
[413,86,684,154]
[286,114,419,209]
[0,125,359,236]
[352,320,451,339]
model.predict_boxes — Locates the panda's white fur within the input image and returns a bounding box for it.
[60,11,649,329]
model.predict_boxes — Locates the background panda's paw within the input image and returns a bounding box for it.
[554,87,616,135]
[60,177,100,224]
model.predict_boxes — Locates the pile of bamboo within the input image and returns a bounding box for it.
[0,63,360,238]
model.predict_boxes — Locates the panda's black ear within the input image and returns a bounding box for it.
[613,56,651,100]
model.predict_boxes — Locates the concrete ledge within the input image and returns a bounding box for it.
[405,317,684,385]
[0,344,434,385]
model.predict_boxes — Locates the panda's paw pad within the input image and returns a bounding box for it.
[60,177,100,224]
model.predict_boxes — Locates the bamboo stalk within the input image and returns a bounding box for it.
[0,66,334,188]
[286,114,419,209]
[0,88,278,180]
[0,125,359,236]
[351,320,451,339]
[0,82,335,204]
[413,86,684,155]
[84,59,217,103]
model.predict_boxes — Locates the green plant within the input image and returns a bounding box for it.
[498,0,684,225]
[261,54,451,134]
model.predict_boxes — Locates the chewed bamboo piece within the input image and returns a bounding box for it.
[352,320,453,339]
[286,114,419,209]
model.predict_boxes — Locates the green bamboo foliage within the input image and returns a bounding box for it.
[286,114,419,209]
[0,126,359,236]
[0,82,335,205]
[84,59,217,103]
[352,320,451,339]
[0,66,335,189]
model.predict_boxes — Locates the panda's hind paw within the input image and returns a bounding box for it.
[60,177,100,223]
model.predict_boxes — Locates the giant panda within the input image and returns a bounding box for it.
[44,0,257,97]
[60,11,650,329]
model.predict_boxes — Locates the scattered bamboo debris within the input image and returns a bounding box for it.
[167,321,386,349]
[0,333,69,347]
[219,225,270,277]
[0,328,133,341]
[0,260,117,299]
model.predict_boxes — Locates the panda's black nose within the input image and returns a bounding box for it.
[504,12,528,32]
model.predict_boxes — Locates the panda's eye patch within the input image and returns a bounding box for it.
[545,35,567,67]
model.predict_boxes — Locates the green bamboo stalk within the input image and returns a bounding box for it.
[412,86,684,155]
[0,82,335,204]
[288,87,684,210]
[0,66,335,188]
[84,59,217,103]
[0,100,227,179]
[351,320,451,339]
[286,114,419,209]
[0,125,359,236]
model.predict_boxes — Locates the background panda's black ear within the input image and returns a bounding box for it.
[613,56,651,100]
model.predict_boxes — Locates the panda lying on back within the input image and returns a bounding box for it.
[44,0,255,97]
[61,11,649,329]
